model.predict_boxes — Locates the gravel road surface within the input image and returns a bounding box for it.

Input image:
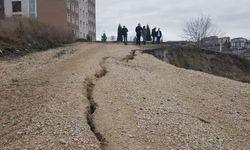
[0,43,249,149]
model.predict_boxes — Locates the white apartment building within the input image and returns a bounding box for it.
[78,0,89,39]
[231,38,248,50]
[4,0,37,17]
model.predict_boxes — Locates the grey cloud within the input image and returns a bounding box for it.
[96,0,250,41]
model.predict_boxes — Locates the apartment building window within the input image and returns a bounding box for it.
[67,0,70,9]
[76,31,79,37]
[12,1,22,12]
[67,13,71,23]
[80,32,82,38]
[75,5,79,14]
[29,0,36,17]
[71,16,75,24]
[82,10,85,17]
[71,3,74,12]
[75,18,79,25]
[241,43,244,48]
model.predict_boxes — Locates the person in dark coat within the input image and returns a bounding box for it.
[135,23,143,45]
[122,26,128,45]
[151,27,157,44]
[156,28,162,44]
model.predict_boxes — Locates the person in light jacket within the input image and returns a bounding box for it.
[142,26,147,45]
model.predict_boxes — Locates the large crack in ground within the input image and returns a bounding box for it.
[122,49,137,62]
[84,50,137,149]
[84,57,109,150]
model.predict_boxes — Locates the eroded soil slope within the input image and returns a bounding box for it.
[93,50,250,149]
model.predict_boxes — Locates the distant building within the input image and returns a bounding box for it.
[202,36,219,49]
[2,0,96,40]
[0,0,4,18]
[245,42,250,50]
[244,56,250,61]
[231,38,248,50]
[219,37,230,44]
[218,37,231,49]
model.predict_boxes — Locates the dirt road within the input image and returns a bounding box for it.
[0,43,250,149]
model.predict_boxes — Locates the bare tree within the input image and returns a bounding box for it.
[183,15,220,48]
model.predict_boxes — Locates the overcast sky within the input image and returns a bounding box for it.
[96,0,250,41]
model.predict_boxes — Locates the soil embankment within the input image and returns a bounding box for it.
[93,47,250,149]
[143,45,250,83]
[0,18,74,57]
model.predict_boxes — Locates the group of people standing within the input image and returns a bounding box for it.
[135,23,162,45]
[151,26,162,44]
[121,24,162,45]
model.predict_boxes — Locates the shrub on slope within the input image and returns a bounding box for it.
[0,18,75,56]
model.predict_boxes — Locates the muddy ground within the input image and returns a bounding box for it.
[0,43,250,149]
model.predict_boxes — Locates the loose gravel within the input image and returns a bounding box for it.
[0,43,249,149]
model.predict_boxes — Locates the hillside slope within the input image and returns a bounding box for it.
[94,49,250,149]
[0,43,249,149]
